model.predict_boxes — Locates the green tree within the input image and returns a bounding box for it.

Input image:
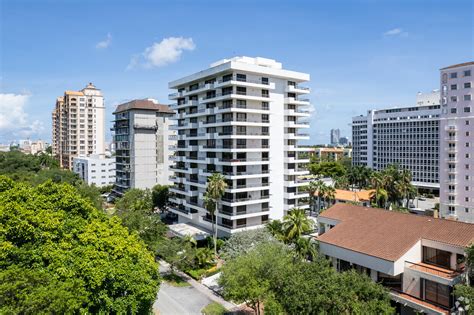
[219,242,292,315]
[220,229,277,260]
[265,219,285,241]
[152,184,169,210]
[0,176,160,314]
[206,173,227,258]
[309,161,346,178]
[307,180,319,216]
[282,208,313,242]
[115,188,153,212]
[115,188,167,252]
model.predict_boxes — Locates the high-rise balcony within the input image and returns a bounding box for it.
[285,85,310,94]
[284,97,310,105]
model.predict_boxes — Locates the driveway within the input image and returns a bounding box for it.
[153,262,214,315]
[154,282,212,315]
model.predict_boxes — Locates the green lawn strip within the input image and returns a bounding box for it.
[201,302,226,315]
[162,273,190,287]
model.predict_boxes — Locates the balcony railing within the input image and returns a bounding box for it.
[406,261,463,280]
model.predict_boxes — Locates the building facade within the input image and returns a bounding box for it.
[52,83,106,169]
[330,128,340,145]
[439,62,474,222]
[352,92,441,192]
[311,147,352,162]
[168,56,311,236]
[318,204,474,315]
[73,155,115,187]
[112,99,175,197]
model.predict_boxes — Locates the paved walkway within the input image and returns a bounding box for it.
[153,260,236,314]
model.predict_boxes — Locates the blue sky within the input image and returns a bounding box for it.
[1,0,473,144]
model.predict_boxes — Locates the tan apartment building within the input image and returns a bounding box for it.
[52,83,106,169]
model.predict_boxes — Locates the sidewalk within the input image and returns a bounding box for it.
[158,259,237,311]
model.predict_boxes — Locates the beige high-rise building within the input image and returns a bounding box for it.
[52,83,106,169]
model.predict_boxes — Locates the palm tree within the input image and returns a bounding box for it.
[206,172,227,258]
[266,219,284,241]
[334,175,349,190]
[370,187,388,209]
[282,208,313,242]
[293,237,318,261]
[313,180,327,216]
[324,185,336,208]
[307,181,319,216]
[397,169,413,208]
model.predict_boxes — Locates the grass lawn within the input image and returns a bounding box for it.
[162,273,190,287]
[201,302,226,315]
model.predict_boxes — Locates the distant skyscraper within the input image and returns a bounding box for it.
[52,83,105,169]
[330,129,340,145]
[352,92,441,192]
[339,136,349,146]
[439,62,474,222]
[112,99,175,197]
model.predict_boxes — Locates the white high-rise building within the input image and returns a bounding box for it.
[168,56,311,236]
[439,62,474,222]
[52,83,105,169]
[352,92,441,192]
[73,155,115,187]
[112,99,175,196]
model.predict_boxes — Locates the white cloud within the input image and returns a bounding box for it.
[128,37,195,69]
[96,33,112,49]
[0,93,44,140]
[383,28,408,37]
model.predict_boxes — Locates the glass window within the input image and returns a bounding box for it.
[464,95,472,101]
[423,246,451,268]
[464,70,472,77]
[450,72,457,79]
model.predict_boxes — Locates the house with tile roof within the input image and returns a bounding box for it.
[317,203,474,314]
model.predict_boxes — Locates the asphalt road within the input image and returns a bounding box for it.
[153,263,213,315]
[154,282,212,315]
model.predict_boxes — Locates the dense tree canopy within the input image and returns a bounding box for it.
[0,176,160,314]
[0,151,103,209]
[115,188,167,252]
[219,241,394,315]
[152,184,169,209]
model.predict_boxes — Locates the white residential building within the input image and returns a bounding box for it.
[352,92,441,193]
[52,83,106,169]
[439,62,474,222]
[318,203,474,315]
[112,99,175,196]
[73,155,115,187]
[168,56,311,236]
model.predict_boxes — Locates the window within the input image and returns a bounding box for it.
[465,82,472,88]
[236,218,246,227]
[236,86,246,95]
[423,246,451,268]
[261,90,269,98]
[464,70,472,77]
[451,108,457,114]
[236,73,246,82]
[464,95,472,101]
[464,107,471,113]
[450,72,457,79]
[262,101,269,110]
[261,77,269,85]
[377,272,402,290]
[423,279,451,308]
[451,84,457,90]
[450,96,457,102]
[222,74,232,82]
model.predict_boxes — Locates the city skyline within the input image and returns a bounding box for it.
[1,0,472,144]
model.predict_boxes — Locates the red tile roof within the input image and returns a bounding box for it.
[440,61,474,70]
[114,99,174,114]
[317,204,474,261]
